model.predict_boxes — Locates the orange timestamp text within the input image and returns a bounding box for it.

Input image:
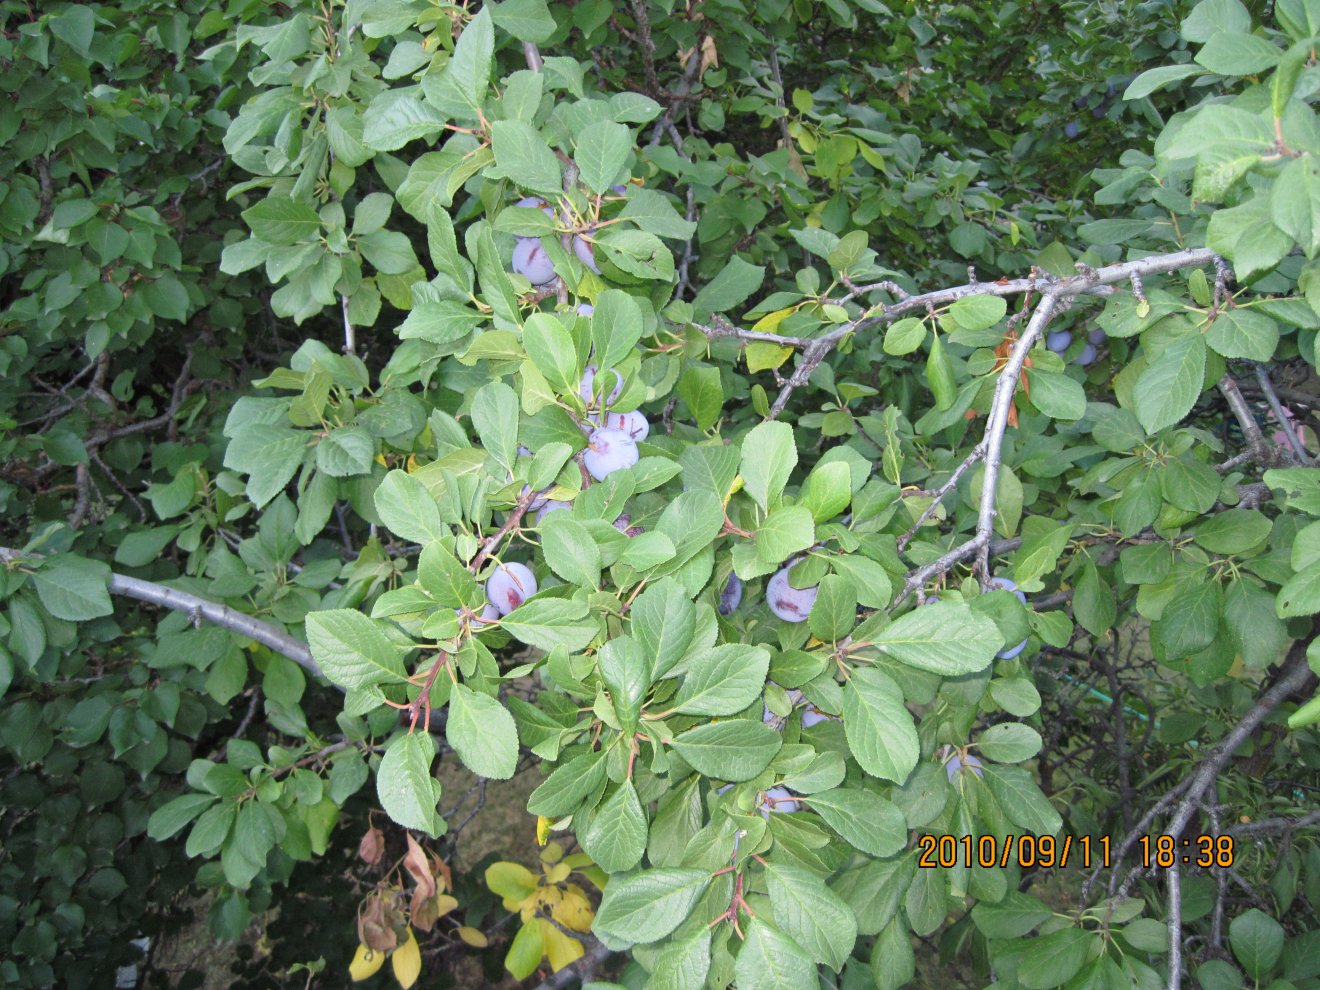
[915,833,1237,870]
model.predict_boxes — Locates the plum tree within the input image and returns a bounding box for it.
[583,428,638,480]
[767,561,819,622]
[718,574,743,615]
[511,237,556,286]
[485,562,538,615]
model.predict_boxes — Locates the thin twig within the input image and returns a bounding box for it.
[1254,362,1310,463]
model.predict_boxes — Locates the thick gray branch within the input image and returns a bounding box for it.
[0,547,320,678]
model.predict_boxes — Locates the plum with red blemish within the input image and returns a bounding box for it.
[767,561,818,623]
[573,234,600,274]
[512,238,556,286]
[485,562,538,615]
[583,427,638,480]
[535,500,571,523]
[597,410,649,441]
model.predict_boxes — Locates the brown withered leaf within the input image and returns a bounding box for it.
[402,835,437,902]
[358,893,399,954]
[357,826,385,866]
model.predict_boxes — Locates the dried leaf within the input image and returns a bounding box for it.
[358,826,385,865]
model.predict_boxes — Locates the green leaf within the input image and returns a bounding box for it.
[672,644,770,716]
[1206,307,1279,361]
[527,749,609,817]
[598,635,648,734]
[397,301,485,344]
[591,868,711,946]
[1029,370,1087,420]
[764,862,858,971]
[523,314,580,395]
[734,919,816,990]
[581,780,647,872]
[1207,196,1291,281]
[1017,929,1094,990]
[631,579,696,678]
[756,505,815,563]
[926,333,957,409]
[147,794,219,841]
[801,461,851,522]
[490,120,563,197]
[50,4,95,55]
[691,256,766,321]
[305,609,408,690]
[977,723,1042,762]
[489,0,557,42]
[1124,64,1205,100]
[1277,560,1320,617]
[655,490,725,567]
[316,426,374,477]
[377,732,445,837]
[540,514,602,589]
[1162,457,1222,513]
[1192,508,1272,554]
[471,380,520,476]
[670,720,783,781]
[575,121,631,194]
[873,602,1001,676]
[808,573,858,642]
[741,421,798,512]
[647,929,712,990]
[1133,332,1206,434]
[223,425,307,508]
[32,555,113,621]
[948,294,1007,330]
[829,555,892,610]
[982,765,1062,836]
[842,668,919,783]
[677,364,723,432]
[883,317,927,356]
[501,597,598,652]
[448,684,519,779]
[597,228,674,280]
[242,196,321,245]
[374,470,447,544]
[1195,31,1281,75]
[1272,156,1320,259]
[806,787,908,857]
[1228,909,1283,978]
[970,891,1053,938]
[426,6,493,117]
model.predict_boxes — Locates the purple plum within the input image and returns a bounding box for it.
[583,427,639,480]
[485,562,537,615]
[767,562,818,623]
[512,237,556,286]
[719,574,743,616]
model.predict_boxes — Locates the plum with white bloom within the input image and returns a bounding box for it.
[767,561,818,623]
[583,428,638,480]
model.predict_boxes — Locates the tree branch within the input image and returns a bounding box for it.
[0,547,321,678]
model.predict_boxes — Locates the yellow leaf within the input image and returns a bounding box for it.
[746,342,793,373]
[406,454,419,473]
[543,862,571,884]
[536,815,552,846]
[374,454,388,467]
[434,893,459,917]
[751,307,795,332]
[554,885,595,933]
[391,929,422,990]
[538,919,585,972]
[349,944,386,982]
[539,840,564,864]
[457,926,489,948]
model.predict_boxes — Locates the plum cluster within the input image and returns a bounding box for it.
[1046,326,1106,368]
